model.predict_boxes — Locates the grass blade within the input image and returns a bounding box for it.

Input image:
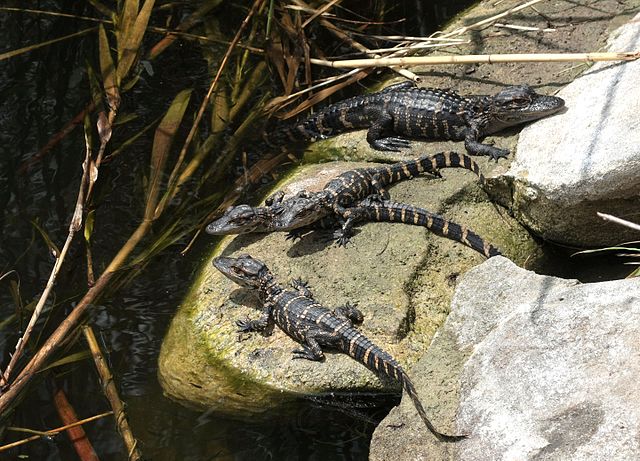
[117,0,156,83]
[0,27,96,61]
[146,89,193,220]
[98,24,120,109]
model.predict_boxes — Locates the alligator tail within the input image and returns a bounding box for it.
[374,151,486,186]
[343,328,465,442]
[399,371,466,442]
[361,201,501,258]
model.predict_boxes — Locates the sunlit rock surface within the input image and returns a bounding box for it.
[371,256,640,460]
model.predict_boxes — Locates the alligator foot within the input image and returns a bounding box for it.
[336,233,352,247]
[291,278,313,298]
[285,229,306,241]
[335,302,364,325]
[372,136,412,152]
[236,316,270,334]
[487,146,510,162]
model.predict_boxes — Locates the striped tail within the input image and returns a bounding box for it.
[343,328,464,441]
[361,201,501,258]
[372,151,486,187]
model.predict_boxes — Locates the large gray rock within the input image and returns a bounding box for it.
[371,256,640,460]
[498,14,640,246]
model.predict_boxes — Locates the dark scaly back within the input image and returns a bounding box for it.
[269,290,329,342]
[336,325,463,442]
[264,90,388,148]
[384,87,475,141]
[360,201,501,258]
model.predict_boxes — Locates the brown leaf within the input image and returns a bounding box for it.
[97,111,112,144]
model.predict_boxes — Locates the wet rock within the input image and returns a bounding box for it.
[371,256,640,460]
[158,160,537,414]
[498,13,640,246]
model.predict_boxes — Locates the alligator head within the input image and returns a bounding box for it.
[273,192,333,231]
[205,204,281,235]
[485,85,565,133]
[213,254,269,288]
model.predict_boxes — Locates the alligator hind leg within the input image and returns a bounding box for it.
[292,337,325,361]
[366,111,411,152]
[369,174,390,200]
[236,312,274,336]
[334,302,364,325]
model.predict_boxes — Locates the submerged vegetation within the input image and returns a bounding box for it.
[0,0,638,458]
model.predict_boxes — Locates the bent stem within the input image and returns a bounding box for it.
[83,325,142,460]
[0,131,94,387]
[0,411,113,452]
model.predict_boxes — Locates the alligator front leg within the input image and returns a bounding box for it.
[366,110,411,152]
[333,204,368,247]
[236,313,274,336]
[285,217,336,241]
[290,278,314,299]
[236,302,275,336]
[464,127,509,161]
[285,226,314,241]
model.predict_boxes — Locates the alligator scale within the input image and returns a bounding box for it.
[213,254,465,442]
[265,81,565,160]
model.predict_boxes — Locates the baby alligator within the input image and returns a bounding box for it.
[213,254,465,442]
[207,151,484,235]
[265,81,565,160]
[288,197,501,257]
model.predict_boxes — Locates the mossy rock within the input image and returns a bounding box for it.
[158,155,539,414]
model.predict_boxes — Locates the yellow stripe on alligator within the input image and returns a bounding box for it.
[461,228,470,246]
[362,345,374,365]
[349,336,358,357]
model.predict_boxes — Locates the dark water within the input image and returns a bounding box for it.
[0,1,632,460]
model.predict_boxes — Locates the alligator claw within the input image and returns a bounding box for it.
[236,318,254,333]
[336,234,351,247]
[291,278,311,292]
[488,147,510,162]
[372,137,412,152]
[286,229,305,241]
